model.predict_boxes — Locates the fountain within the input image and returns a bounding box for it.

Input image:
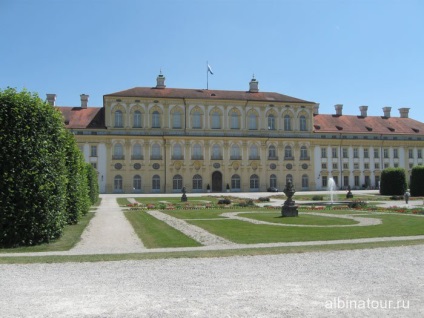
[281,180,299,217]
[328,177,337,203]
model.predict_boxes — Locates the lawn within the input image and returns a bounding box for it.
[124,210,201,248]
[186,212,424,244]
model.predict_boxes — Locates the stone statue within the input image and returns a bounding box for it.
[281,180,298,217]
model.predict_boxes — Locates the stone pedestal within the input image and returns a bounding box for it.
[281,180,298,217]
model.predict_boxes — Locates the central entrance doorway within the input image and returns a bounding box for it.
[212,171,223,192]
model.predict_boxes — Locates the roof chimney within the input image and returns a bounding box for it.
[156,71,166,89]
[359,105,368,117]
[399,108,410,118]
[383,106,391,118]
[313,103,320,115]
[80,94,89,109]
[249,75,259,93]
[46,94,56,106]
[335,104,343,116]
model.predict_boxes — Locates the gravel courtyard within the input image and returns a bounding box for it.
[1,192,424,317]
[1,245,423,317]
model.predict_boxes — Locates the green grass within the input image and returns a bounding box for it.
[187,213,424,244]
[134,196,215,205]
[124,210,201,248]
[160,209,228,219]
[0,211,95,253]
[2,239,424,264]
[117,198,132,206]
[239,212,358,225]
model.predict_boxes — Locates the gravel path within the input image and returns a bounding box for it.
[147,210,234,246]
[70,195,145,254]
[1,245,423,317]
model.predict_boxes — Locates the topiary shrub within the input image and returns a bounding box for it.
[410,165,424,196]
[0,88,68,247]
[312,195,324,201]
[348,200,367,209]
[218,199,231,205]
[380,168,407,195]
[258,197,270,202]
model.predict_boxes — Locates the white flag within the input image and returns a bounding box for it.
[207,64,213,75]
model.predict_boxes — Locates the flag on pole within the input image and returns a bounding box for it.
[207,64,213,75]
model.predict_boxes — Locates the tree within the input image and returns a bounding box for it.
[85,162,99,205]
[379,168,407,196]
[0,88,67,247]
[410,165,424,196]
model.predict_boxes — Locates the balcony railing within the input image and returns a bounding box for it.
[150,155,163,160]
[300,156,310,160]
[268,156,278,160]
[211,155,223,160]
[191,155,204,160]
[112,155,125,160]
[284,156,294,160]
[171,155,184,160]
[230,155,242,160]
[249,156,260,160]
[131,155,144,160]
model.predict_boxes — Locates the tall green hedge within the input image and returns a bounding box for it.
[85,163,99,205]
[64,130,90,224]
[380,168,407,195]
[410,165,424,196]
[0,88,68,247]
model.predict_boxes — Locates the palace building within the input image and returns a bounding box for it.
[54,73,424,194]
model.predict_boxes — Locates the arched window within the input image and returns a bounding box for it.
[299,115,307,131]
[284,146,292,159]
[192,174,202,190]
[284,115,291,131]
[300,146,308,159]
[270,174,277,188]
[173,174,183,191]
[152,110,161,128]
[172,143,183,160]
[152,175,160,191]
[151,143,161,160]
[192,143,203,160]
[172,111,182,129]
[133,110,142,128]
[132,143,143,160]
[114,110,123,128]
[268,114,275,130]
[114,175,123,192]
[250,174,259,190]
[249,145,259,160]
[113,143,124,160]
[211,112,220,129]
[302,174,309,188]
[230,111,240,129]
[249,112,258,130]
[268,145,277,159]
[231,144,241,160]
[133,175,141,191]
[211,144,222,160]
[192,111,201,129]
[231,174,241,190]
[286,174,293,184]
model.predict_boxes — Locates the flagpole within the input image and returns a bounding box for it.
[206,61,209,90]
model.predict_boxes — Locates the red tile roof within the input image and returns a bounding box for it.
[105,87,314,104]
[57,107,105,129]
[313,114,424,135]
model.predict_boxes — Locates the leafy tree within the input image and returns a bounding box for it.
[0,88,67,247]
[410,165,424,196]
[379,168,407,196]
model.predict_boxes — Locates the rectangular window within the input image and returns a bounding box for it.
[322,176,327,188]
[354,163,359,169]
[321,163,327,169]
[364,163,369,169]
[332,148,338,158]
[394,163,399,168]
[90,162,97,169]
[343,176,349,187]
[384,163,389,168]
[364,148,369,158]
[354,176,360,187]
[343,163,349,169]
[409,149,413,159]
[374,148,379,158]
[393,149,398,159]
[418,149,422,159]
[384,149,389,158]
[321,148,327,158]
[343,148,348,158]
[90,145,97,157]
[375,162,380,169]
[353,148,358,158]
[332,163,338,169]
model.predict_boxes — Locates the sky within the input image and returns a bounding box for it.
[1,0,423,121]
